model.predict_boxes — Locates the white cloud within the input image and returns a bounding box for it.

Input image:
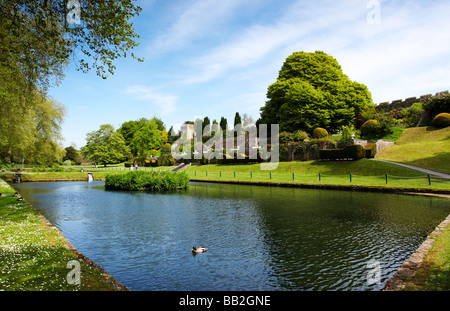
[147,0,246,55]
[125,85,177,116]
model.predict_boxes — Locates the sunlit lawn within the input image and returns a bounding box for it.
[185,160,450,191]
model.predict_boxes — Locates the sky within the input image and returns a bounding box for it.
[48,0,450,148]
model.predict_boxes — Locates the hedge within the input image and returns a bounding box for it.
[318,144,364,161]
[105,171,189,191]
[364,144,377,158]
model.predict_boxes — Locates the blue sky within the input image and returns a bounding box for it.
[49,0,450,148]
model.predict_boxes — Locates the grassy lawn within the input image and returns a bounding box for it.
[376,126,450,174]
[0,179,126,291]
[184,159,450,191]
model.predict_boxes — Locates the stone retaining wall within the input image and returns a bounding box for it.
[383,214,450,291]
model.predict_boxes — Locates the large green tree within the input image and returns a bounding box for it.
[82,124,129,166]
[0,0,142,86]
[259,51,373,133]
[118,117,166,155]
[130,120,164,163]
[0,83,66,165]
[0,0,142,164]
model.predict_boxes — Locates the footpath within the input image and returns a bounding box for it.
[371,159,450,179]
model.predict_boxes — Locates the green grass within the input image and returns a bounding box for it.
[184,159,450,191]
[376,126,450,174]
[360,126,406,142]
[0,179,126,291]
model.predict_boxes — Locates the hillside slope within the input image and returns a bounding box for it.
[376,126,450,174]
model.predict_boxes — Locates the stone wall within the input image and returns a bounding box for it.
[375,140,395,154]
[376,90,449,112]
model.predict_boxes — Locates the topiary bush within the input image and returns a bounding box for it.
[432,112,450,128]
[360,119,379,136]
[313,127,328,139]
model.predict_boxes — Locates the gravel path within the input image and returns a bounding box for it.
[371,159,450,179]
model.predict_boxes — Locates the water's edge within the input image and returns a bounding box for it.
[11,184,129,291]
[383,214,450,291]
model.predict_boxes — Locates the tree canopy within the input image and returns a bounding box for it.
[0,0,143,165]
[259,51,374,133]
[0,0,142,87]
[81,124,129,166]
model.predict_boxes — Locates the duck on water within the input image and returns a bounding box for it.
[192,247,207,254]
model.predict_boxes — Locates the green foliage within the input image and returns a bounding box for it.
[401,102,424,127]
[234,112,242,127]
[313,127,328,139]
[220,117,228,132]
[259,51,373,133]
[319,144,364,161]
[0,86,66,166]
[423,93,450,124]
[159,143,175,166]
[364,144,377,158]
[341,125,355,142]
[63,146,79,163]
[202,117,211,134]
[105,171,189,191]
[0,1,142,84]
[432,113,450,128]
[279,130,309,143]
[360,120,379,136]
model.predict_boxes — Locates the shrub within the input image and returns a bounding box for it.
[279,130,310,143]
[401,102,424,127]
[319,144,364,161]
[360,120,379,136]
[423,93,450,124]
[293,130,309,141]
[105,171,189,191]
[432,112,450,128]
[313,127,328,139]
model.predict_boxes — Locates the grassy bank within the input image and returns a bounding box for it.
[376,126,450,174]
[184,160,450,191]
[402,220,450,291]
[0,179,126,291]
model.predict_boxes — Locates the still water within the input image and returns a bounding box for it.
[12,181,450,291]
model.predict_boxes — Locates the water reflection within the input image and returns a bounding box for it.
[12,181,450,291]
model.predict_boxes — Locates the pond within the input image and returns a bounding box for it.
[12,181,450,291]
